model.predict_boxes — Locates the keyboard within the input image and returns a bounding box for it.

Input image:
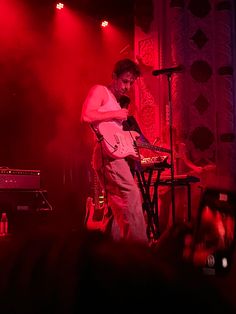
[140,156,170,169]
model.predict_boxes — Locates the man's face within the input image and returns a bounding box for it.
[113,71,137,98]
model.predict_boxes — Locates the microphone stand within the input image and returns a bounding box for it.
[166,72,176,224]
[151,65,184,227]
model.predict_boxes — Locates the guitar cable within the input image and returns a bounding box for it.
[91,122,118,152]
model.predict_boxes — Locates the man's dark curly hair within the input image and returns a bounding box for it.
[113,58,141,78]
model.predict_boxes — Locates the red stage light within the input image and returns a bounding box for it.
[101,20,109,28]
[56,3,64,10]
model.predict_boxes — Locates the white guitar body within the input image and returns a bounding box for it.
[97,121,171,159]
[98,121,141,160]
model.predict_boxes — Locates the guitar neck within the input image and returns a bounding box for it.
[93,171,104,210]
[138,142,171,154]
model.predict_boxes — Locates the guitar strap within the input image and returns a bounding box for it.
[123,115,150,144]
[90,123,104,142]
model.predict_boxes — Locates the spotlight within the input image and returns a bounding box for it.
[101,20,109,28]
[56,2,64,10]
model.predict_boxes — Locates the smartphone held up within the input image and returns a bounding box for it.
[186,188,236,275]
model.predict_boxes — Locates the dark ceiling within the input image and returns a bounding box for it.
[24,0,135,30]
[23,0,137,33]
[69,0,134,19]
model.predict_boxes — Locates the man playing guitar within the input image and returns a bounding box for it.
[81,58,148,244]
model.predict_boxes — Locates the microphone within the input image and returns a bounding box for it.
[152,65,184,76]
[119,95,130,109]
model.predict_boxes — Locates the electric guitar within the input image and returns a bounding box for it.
[96,121,171,160]
[84,170,105,231]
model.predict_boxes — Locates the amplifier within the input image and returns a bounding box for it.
[0,168,41,189]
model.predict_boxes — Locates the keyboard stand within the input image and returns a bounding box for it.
[135,167,200,241]
[135,165,166,241]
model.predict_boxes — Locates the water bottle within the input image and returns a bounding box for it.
[0,212,8,236]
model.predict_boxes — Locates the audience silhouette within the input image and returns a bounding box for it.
[0,210,235,314]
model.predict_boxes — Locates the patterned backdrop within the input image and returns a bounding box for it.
[134,0,236,191]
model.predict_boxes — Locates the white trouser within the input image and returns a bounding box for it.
[93,143,148,244]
